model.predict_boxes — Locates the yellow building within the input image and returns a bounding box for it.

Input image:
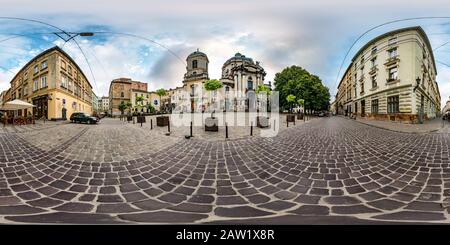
[7,46,93,120]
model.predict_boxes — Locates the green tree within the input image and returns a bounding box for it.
[146,103,156,114]
[256,84,271,95]
[274,65,330,113]
[256,85,271,112]
[135,95,145,113]
[156,89,166,112]
[204,79,223,106]
[118,101,129,119]
[286,94,296,113]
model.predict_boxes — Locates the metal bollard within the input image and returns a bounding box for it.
[225,123,228,139]
[168,118,170,133]
[250,122,253,136]
[150,119,153,129]
[190,121,193,137]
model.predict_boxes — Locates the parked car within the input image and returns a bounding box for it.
[70,112,99,124]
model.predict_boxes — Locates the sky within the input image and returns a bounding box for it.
[1,0,450,108]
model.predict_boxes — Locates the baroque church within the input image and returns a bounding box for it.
[175,49,268,112]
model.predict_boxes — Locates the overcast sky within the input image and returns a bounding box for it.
[1,0,450,107]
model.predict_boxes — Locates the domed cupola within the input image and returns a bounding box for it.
[184,49,209,82]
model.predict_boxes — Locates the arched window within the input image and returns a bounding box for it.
[192,60,198,69]
[247,78,254,90]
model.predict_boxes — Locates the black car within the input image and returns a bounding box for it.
[70,112,99,124]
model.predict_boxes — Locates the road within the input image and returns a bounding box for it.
[0,116,449,224]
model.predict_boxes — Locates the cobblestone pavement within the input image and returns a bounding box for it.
[1,116,450,224]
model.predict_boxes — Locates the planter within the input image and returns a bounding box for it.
[297,113,304,120]
[156,116,169,126]
[205,117,219,132]
[126,116,133,122]
[137,115,146,124]
[286,114,296,122]
[256,116,270,128]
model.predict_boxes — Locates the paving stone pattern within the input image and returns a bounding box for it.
[1,117,450,224]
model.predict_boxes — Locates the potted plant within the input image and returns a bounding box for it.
[155,88,169,126]
[204,79,223,132]
[286,94,296,122]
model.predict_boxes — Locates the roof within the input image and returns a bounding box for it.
[225,52,254,64]
[187,49,208,60]
[9,46,93,89]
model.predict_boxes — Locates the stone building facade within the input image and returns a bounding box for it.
[5,46,93,120]
[108,78,148,116]
[336,26,441,123]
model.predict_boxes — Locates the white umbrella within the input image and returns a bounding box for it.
[0,99,36,110]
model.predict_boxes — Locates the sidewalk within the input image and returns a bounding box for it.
[349,116,446,133]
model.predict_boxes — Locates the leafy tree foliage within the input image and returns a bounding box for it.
[274,65,330,112]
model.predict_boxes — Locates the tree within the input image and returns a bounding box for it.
[146,103,156,114]
[135,95,144,113]
[297,98,305,113]
[118,101,129,119]
[286,94,296,113]
[274,65,330,113]
[256,85,271,112]
[256,84,271,95]
[156,89,166,112]
[204,79,223,107]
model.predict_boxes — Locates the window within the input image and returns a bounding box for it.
[388,67,398,81]
[61,60,66,69]
[68,79,72,91]
[61,75,67,88]
[388,48,397,59]
[41,61,47,69]
[33,79,39,91]
[371,57,377,68]
[192,60,198,69]
[24,86,28,96]
[34,65,39,74]
[388,37,397,45]
[360,56,364,65]
[121,92,124,98]
[41,76,47,88]
[68,66,72,75]
[360,81,364,93]
[387,95,399,113]
[371,99,379,114]
[371,46,377,54]
[247,80,254,90]
[371,75,377,88]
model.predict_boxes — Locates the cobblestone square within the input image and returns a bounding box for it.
[1,116,450,224]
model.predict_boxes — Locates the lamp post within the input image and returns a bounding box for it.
[414,77,423,124]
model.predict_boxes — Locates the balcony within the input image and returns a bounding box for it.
[369,66,378,75]
[384,56,400,66]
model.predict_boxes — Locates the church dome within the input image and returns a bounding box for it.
[187,49,208,61]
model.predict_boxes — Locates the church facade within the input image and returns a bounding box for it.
[173,50,268,113]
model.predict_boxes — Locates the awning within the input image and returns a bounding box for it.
[0,99,36,110]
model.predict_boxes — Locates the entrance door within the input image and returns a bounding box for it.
[33,97,48,119]
[361,100,365,117]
